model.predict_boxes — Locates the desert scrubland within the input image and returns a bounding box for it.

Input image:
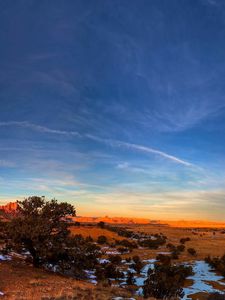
[1,200,225,300]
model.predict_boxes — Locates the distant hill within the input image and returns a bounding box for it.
[72,216,225,227]
[0,202,18,213]
[1,202,225,227]
[73,216,151,224]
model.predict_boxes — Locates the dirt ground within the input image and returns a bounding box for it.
[0,259,133,300]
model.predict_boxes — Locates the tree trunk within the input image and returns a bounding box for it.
[25,239,40,267]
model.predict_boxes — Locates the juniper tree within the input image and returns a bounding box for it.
[6,196,99,277]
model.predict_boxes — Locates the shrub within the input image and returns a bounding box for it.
[97,235,107,244]
[187,248,197,256]
[125,257,132,263]
[104,263,124,279]
[177,244,185,252]
[205,255,225,277]
[139,236,166,249]
[207,293,225,300]
[143,263,193,299]
[180,237,191,244]
[133,255,141,264]
[171,250,179,260]
[97,221,105,229]
[116,239,137,249]
[166,243,176,251]
[117,247,129,254]
[108,254,122,265]
[156,254,171,265]
[132,255,143,273]
[85,236,93,243]
[126,271,135,285]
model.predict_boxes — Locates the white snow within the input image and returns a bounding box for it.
[134,260,225,298]
[98,258,109,264]
[0,254,11,261]
[105,250,121,255]
[183,261,225,299]
[134,259,156,294]
[85,269,97,284]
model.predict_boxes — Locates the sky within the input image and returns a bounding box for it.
[0,0,225,220]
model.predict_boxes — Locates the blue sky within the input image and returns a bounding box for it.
[0,0,225,220]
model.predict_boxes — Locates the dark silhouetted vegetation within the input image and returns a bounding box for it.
[143,263,193,299]
[207,293,225,300]
[205,255,225,277]
[187,248,197,256]
[156,254,171,265]
[97,221,105,229]
[5,196,100,279]
[180,237,191,244]
[126,270,135,285]
[97,235,107,244]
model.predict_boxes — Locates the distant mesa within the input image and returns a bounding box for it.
[1,202,225,228]
[0,202,18,213]
[72,216,151,224]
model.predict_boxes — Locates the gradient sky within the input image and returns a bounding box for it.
[0,0,225,220]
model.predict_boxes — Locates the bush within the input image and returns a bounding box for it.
[85,236,93,243]
[177,244,185,252]
[143,263,193,299]
[96,263,124,280]
[166,243,176,251]
[97,221,105,229]
[205,255,225,277]
[207,293,225,300]
[139,236,166,249]
[132,255,143,273]
[156,254,171,265]
[187,248,197,256]
[125,257,132,263]
[171,250,179,260]
[116,239,137,249]
[108,254,122,265]
[126,271,135,285]
[117,247,129,254]
[97,235,107,244]
[180,237,191,244]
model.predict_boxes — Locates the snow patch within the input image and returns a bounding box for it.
[0,254,11,261]
[183,261,225,299]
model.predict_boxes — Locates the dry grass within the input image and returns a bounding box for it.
[123,224,225,262]
[70,226,123,242]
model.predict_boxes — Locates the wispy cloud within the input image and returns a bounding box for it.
[87,134,192,166]
[0,160,15,168]
[0,121,192,167]
[0,121,80,136]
